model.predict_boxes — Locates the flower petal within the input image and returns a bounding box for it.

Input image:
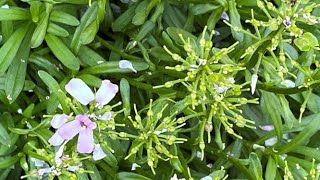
[76,114,97,130]
[220,11,229,21]
[92,144,107,160]
[48,133,64,146]
[51,114,69,129]
[119,60,137,73]
[57,120,81,140]
[95,80,119,107]
[96,112,112,121]
[65,78,95,105]
[77,128,94,153]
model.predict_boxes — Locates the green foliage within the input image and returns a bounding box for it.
[0,0,319,179]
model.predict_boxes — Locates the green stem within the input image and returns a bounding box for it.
[96,36,141,61]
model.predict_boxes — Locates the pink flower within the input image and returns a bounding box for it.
[65,78,119,107]
[49,114,97,153]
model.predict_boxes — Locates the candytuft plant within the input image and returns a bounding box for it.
[0,0,319,179]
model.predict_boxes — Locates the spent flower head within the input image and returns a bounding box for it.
[124,100,187,174]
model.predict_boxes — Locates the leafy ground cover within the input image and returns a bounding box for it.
[0,0,319,179]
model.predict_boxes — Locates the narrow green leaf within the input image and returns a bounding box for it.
[120,78,131,117]
[0,154,21,169]
[78,46,106,67]
[30,1,41,22]
[117,172,152,180]
[5,25,32,103]
[71,2,98,53]
[23,104,35,119]
[228,0,244,41]
[45,33,80,70]
[279,113,320,154]
[291,146,320,161]
[0,123,10,146]
[0,8,30,21]
[101,143,118,168]
[261,91,283,141]
[249,153,263,180]
[191,4,217,15]
[278,95,296,128]
[0,23,30,75]
[79,61,149,75]
[84,160,102,180]
[50,10,80,26]
[112,4,137,32]
[47,22,69,37]
[38,70,70,114]
[31,3,52,48]
[166,27,197,45]
[265,156,277,180]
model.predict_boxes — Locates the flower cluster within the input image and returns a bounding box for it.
[48,78,119,161]
[158,27,258,153]
[125,100,187,174]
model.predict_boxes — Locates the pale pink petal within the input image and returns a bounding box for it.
[77,128,94,153]
[51,114,69,129]
[48,133,64,146]
[57,120,81,140]
[96,112,112,121]
[119,60,137,73]
[95,80,119,107]
[65,78,95,105]
[75,115,96,130]
[92,144,107,160]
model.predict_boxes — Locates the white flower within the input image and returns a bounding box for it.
[253,144,265,151]
[251,74,258,94]
[131,163,141,170]
[259,125,274,131]
[65,78,118,107]
[265,137,277,146]
[119,60,137,73]
[200,176,213,180]
[1,4,9,9]
[281,80,295,88]
[92,144,107,161]
[171,174,186,180]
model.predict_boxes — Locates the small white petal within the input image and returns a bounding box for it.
[1,4,9,9]
[196,151,202,159]
[55,141,68,166]
[65,78,95,106]
[265,137,278,146]
[251,74,258,94]
[206,163,213,168]
[253,144,265,151]
[221,12,229,21]
[93,144,107,161]
[30,158,45,167]
[66,165,80,172]
[38,168,52,176]
[119,60,137,73]
[281,154,287,160]
[131,163,141,170]
[96,112,112,121]
[281,80,295,88]
[259,125,274,131]
[213,84,229,93]
[200,176,213,180]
